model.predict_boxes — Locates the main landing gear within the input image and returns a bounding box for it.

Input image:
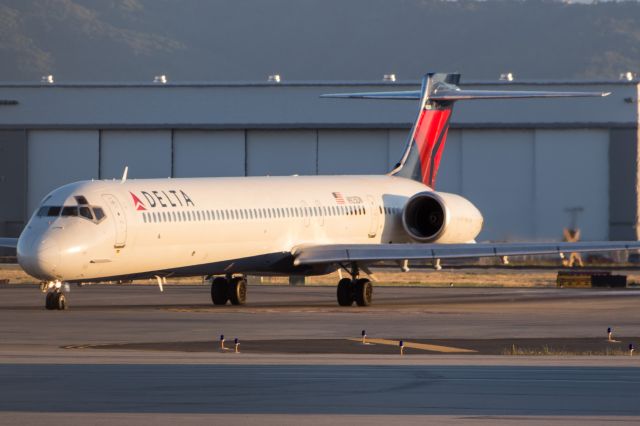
[43,281,67,310]
[336,263,373,307]
[210,275,247,306]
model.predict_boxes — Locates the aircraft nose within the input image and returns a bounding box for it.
[18,237,60,280]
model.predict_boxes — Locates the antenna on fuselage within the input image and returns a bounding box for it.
[121,166,128,183]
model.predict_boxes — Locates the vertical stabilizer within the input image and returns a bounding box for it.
[321,73,608,189]
[390,73,459,188]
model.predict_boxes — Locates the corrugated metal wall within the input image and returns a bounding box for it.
[23,127,610,241]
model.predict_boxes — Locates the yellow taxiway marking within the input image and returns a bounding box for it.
[348,338,477,353]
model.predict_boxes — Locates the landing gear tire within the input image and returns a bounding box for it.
[55,293,67,310]
[228,277,247,306]
[45,292,55,310]
[337,278,353,306]
[211,277,229,305]
[354,278,372,307]
[45,292,67,310]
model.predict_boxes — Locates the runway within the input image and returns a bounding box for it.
[1,282,640,425]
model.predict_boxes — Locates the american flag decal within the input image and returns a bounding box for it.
[332,192,345,204]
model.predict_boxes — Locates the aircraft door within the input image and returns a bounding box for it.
[367,195,379,238]
[102,194,127,248]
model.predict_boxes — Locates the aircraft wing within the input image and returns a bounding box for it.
[0,238,18,249]
[292,241,640,266]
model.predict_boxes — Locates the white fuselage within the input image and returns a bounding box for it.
[18,175,444,282]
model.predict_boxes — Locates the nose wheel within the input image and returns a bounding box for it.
[45,291,67,310]
[210,275,247,306]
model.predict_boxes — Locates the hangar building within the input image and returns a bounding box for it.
[0,78,638,246]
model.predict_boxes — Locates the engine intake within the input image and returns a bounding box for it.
[402,191,483,243]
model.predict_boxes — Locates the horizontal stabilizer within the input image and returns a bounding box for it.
[321,88,610,101]
[321,91,422,100]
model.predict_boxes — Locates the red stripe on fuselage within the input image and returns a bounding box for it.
[413,108,451,187]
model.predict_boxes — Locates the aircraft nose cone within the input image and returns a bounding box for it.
[18,238,60,280]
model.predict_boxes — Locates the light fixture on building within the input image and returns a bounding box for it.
[153,75,168,84]
[41,75,54,84]
[383,74,397,82]
[619,72,636,81]
[268,74,281,83]
[499,72,514,82]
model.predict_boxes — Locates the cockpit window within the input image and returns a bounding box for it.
[61,206,79,217]
[37,206,62,217]
[37,201,106,224]
[75,195,89,205]
[93,207,105,221]
[79,206,93,220]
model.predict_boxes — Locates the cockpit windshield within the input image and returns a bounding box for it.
[37,195,106,224]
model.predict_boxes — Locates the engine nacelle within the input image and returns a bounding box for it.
[402,191,483,243]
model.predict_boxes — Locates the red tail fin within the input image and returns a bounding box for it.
[322,72,608,189]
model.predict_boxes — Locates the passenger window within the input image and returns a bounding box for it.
[79,206,93,220]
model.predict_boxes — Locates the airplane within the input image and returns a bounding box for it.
[1,72,639,311]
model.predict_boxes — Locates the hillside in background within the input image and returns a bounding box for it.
[2,0,640,82]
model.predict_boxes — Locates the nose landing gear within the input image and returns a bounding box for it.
[43,281,67,310]
[209,275,247,306]
[336,264,373,307]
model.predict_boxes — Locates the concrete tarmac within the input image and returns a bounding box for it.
[1,283,640,425]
